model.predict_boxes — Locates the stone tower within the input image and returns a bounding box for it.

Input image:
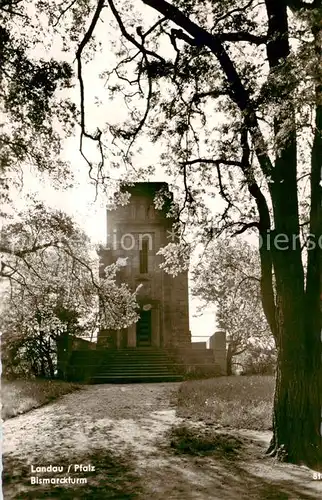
[98,182,191,349]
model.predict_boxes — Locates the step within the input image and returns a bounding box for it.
[90,348,182,384]
[98,366,173,371]
[100,360,172,364]
[98,365,172,371]
[106,350,170,353]
[99,362,173,369]
[97,368,173,375]
[91,374,183,384]
[101,354,171,360]
[96,364,173,372]
[98,360,174,367]
[99,358,173,363]
[99,359,172,366]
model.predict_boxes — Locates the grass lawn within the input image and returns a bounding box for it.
[175,375,275,430]
[1,378,82,420]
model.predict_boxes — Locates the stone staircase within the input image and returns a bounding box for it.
[91,348,183,383]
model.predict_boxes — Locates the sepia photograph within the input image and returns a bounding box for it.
[1,0,322,498]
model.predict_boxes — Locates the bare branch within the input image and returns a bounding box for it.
[53,0,78,27]
[233,347,248,356]
[232,222,260,236]
[182,158,242,167]
[75,0,105,180]
[141,16,167,39]
[192,88,229,102]
[0,241,56,258]
[0,6,27,17]
[76,0,104,140]
[238,126,277,339]
[178,163,195,217]
[212,0,256,27]
[125,52,153,156]
[142,0,273,177]
[215,162,233,213]
[174,28,267,46]
[108,0,166,63]
[218,32,267,45]
[107,0,169,159]
[171,28,199,46]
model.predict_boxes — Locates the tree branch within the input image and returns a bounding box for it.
[232,222,260,236]
[142,0,273,177]
[215,162,233,216]
[53,0,78,27]
[218,32,267,45]
[191,88,229,102]
[75,0,105,181]
[178,163,195,217]
[76,0,104,141]
[182,158,242,167]
[239,126,278,340]
[0,241,56,258]
[108,0,166,63]
[233,347,248,356]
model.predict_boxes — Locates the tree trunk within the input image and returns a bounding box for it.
[267,149,322,468]
[258,0,322,469]
[271,305,321,467]
[46,351,55,378]
[40,359,46,378]
[263,140,322,467]
[226,343,233,376]
[56,332,70,379]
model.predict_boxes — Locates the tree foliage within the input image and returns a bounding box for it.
[0,0,78,208]
[0,203,138,377]
[192,238,275,375]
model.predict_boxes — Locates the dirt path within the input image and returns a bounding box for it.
[3,383,322,499]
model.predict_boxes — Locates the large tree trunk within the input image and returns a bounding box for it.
[265,109,322,466]
[261,0,322,468]
[269,274,321,467]
[272,324,321,467]
[266,142,322,467]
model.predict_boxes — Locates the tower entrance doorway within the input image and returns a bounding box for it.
[136,310,152,346]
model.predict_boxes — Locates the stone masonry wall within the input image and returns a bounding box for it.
[209,331,227,375]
